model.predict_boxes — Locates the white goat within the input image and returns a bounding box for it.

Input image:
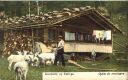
[14,61,29,80]
[36,53,56,66]
[8,55,25,70]
[7,54,31,70]
[34,42,57,66]
[17,51,23,55]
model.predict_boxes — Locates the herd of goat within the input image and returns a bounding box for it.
[7,50,57,80]
[5,42,96,80]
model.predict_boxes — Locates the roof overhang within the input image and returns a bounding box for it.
[0,8,123,34]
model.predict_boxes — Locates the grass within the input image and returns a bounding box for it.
[0,56,128,80]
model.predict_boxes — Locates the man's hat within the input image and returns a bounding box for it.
[58,35,63,38]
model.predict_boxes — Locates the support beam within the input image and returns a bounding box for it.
[63,24,91,33]
[43,28,48,42]
[31,28,34,52]
[93,10,122,33]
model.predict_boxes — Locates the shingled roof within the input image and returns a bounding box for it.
[0,6,122,33]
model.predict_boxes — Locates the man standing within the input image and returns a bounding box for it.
[54,35,65,66]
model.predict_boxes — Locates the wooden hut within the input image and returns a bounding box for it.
[0,7,122,54]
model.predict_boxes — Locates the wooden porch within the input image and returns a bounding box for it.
[64,42,112,53]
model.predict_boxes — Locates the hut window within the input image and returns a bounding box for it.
[65,32,75,41]
[38,29,44,42]
[93,30,111,41]
[33,28,44,42]
[48,29,56,41]
[76,33,84,41]
[105,30,111,40]
[92,30,112,44]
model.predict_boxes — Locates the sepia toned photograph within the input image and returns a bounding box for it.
[0,1,128,80]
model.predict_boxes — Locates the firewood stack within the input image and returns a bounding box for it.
[3,31,32,55]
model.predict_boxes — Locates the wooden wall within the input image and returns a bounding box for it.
[64,42,112,53]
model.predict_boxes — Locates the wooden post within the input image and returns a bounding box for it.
[3,29,6,51]
[112,30,113,54]
[43,28,48,42]
[31,28,34,52]
[37,28,39,42]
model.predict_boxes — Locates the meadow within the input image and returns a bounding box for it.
[0,56,128,80]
